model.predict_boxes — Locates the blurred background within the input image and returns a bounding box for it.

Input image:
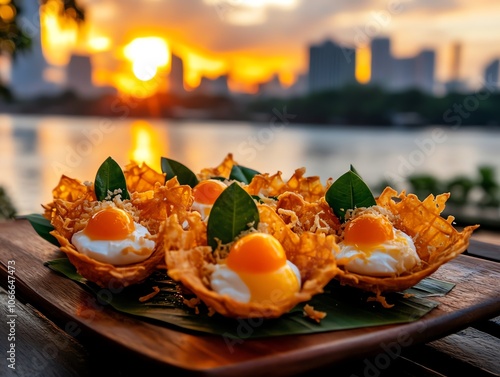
[0,0,499,231]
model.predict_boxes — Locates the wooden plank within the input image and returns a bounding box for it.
[426,327,500,376]
[401,337,499,377]
[471,231,500,247]
[0,219,499,377]
[466,239,500,262]
[472,316,500,338]
[0,287,89,377]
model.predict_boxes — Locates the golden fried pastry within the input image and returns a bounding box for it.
[45,167,192,289]
[246,168,327,202]
[164,204,338,318]
[124,161,165,193]
[198,153,236,181]
[275,191,341,235]
[333,187,479,305]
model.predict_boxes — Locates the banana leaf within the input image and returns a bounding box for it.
[45,258,454,339]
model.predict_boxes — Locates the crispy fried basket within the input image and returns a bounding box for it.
[334,187,479,301]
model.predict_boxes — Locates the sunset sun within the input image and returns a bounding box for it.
[124,37,169,81]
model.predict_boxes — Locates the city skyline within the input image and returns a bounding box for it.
[7,29,500,101]
[2,0,500,97]
[4,0,500,100]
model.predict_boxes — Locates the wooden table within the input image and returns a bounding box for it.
[0,219,499,377]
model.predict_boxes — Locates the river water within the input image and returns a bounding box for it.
[1,114,499,215]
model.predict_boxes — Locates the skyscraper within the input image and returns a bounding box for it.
[66,54,99,98]
[9,0,61,99]
[416,50,436,94]
[169,52,185,95]
[484,59,499,90]
[392,57,417,91]
[370,37,393,89]
[369,37,435,94]
[308,40,356,93]
[257,74,287,98]
[196,75,229,96]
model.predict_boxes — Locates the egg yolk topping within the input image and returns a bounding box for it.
[193,180,226,205]
[227,233,287,273]
[336,212,420,276]
[224,233,300,304]
[84,207,135,241]
[343,214,394,249]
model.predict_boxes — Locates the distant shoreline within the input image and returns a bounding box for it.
[2,84,500,127]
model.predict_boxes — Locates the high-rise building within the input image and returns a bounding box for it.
[415,50,436,94]
[257,74,287,98]
[287,73,308,97]
[9,0,62,99]
[169,53,185,95]
[484,59,499,90]
[196,75,229,96]
[370,37,393,88]
[308,40,356,93]
[391,53,435,94]
[369,37,435,94]
[66,54,99,98]
[392,57,417,91]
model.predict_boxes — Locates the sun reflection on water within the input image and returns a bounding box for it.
[129,120,167,172]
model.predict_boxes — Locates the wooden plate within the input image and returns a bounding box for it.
[1,220,499,376]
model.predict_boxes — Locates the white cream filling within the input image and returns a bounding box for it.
[336,231,420,276]
[210,261,301,303]
[71,223,155,266]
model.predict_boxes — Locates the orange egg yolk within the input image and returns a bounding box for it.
[227,233,287,274]
[343,214,394,248]
[193,180,226,205]
[83,207,135,241]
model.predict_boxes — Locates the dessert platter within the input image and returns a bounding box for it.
[2,153,498,376]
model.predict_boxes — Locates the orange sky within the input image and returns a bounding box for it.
[39,0,500,95]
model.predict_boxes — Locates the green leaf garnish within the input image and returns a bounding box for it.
[349,164,361,178]
[325,167,376,222]
[161,157,199,188]
[26,213,59,247]
[94,156,130,201]
[45,257,453,338]
[207,182,259,250]
[229,165,260,184]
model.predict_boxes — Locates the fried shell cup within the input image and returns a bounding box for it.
[246,167,328,203]
[164,204,338,319]
[44,165,193,289]
[334,187,480,303]
[199,152,329,203]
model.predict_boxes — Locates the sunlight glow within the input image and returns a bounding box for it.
[115,73,160,98]
[124,37,169,82]
[129,121,164,171]
[87,36,111,52]
[0,4,15,22]
[40,0,78,65]
[355,45,371,84]
[179,48,227,89]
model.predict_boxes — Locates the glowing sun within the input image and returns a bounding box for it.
[124,37,169,81]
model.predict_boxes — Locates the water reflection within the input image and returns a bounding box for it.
[129,120,167,172]
[1,114,499,216]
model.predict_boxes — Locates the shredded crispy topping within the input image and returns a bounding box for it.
[139,286,160,302]
[303,304,327,323]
